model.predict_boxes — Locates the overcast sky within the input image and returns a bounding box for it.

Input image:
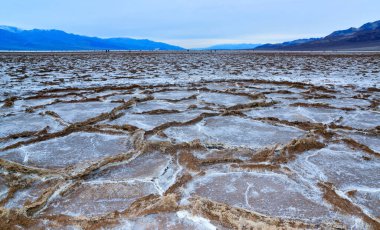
[1,0,380,48]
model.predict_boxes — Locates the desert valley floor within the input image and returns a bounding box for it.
[0,51,379,229]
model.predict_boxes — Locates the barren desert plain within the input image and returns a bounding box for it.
[0,51,379,229]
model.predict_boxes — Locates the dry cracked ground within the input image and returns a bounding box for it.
[0,51,379,229]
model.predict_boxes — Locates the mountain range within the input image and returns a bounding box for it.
[1,20,380,51]
[0,26,183,51]
[255,20,380,51]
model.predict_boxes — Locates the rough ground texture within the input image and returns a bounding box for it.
[0,51,379,229]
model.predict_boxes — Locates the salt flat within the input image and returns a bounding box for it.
[0,51,379,229]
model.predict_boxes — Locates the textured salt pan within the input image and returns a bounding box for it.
[91,151,182,193]
[153,90,198,100]
[1,53,380,229]
[306,144,380,189]
[41,101,122,123]
[165,116,304,149]
[128,100,193,113]
[185,171,335,223]
[13,98,57,110]
[308,97,371,108]
[348,189,380,218]
[106,110,206,130]
[5,179,57,209]
[0,113,63,138]
[0,132,131,169]
[288,143,380,189]
[347,133,380,152]
[245,106,344,123]
[2,53,380,99]
[340,110,380,129]
[40,181,158,217]
[114,212,218,230]
[197,92,251,107]
[94,152,172,181]
[288,143,380,218]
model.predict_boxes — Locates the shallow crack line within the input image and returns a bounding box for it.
[160,161,171,177]
[152,158,178,196]
[244,183,253,209]
[152,179,165,195]
[286,151,328,191]
[163,165,186,196]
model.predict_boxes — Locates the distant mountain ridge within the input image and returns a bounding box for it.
[202,43,262,50]
[0,26,183,51]
[255,20,380,51]
[254,38,320,50]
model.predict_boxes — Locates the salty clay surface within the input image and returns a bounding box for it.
[0,51,379,229]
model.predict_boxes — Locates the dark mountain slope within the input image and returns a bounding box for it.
[0,26,183,51]
[255,20,380,51]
